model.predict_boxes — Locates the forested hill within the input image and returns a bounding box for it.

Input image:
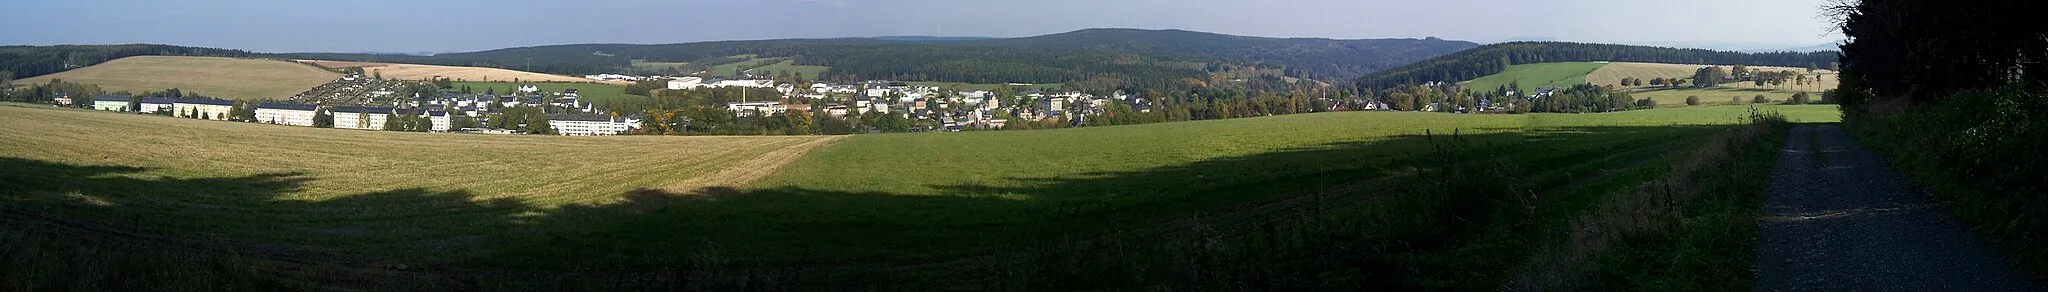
[0,45,257,79]
[284,29,1478,84]
[1353,42,1839,90]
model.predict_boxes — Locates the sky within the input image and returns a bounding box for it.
[0,0,1845,53]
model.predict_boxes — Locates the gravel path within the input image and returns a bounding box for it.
[1754,125,2040,291]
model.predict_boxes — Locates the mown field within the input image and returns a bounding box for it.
[1463,62,1607,95]
[448,81,648,108]
[19,56,339,100]
[0,103,1835,289]
[0,104,834,262]
[744,59,829,79]
[1630,87,1819,107]
[297,59,621,85]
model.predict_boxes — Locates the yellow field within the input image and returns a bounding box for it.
[0,104,837,259]
[19,56,339,100]
[1587,62,1838,92]
[296,59,629,85]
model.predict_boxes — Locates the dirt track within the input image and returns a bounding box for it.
[1753,125,2041,291]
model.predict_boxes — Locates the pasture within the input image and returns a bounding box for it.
[1463,62,1607,95]
[449,81,648,108]
[1630,87,1822,108]
[744,59,829,79]
[19,56,338,100]
[0,104,836,261]
[0,103,1836,289]
[1581,62,1838,91]
[296,59,623,85]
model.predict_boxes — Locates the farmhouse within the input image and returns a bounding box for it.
[93,95,133,112]
[330,106,393,130]
[254,103,320,126]
[547,114,631,136]
[138,97,176,114]
[173,98,236,120]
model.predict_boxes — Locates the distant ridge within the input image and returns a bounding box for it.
[275,28,1481,84]
[866,36,996,42]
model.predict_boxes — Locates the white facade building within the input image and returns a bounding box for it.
[331,106,392,130]
[547,114,630,136]
[254,103,319,126]
[666,77,707,90]
[172,99,236,120]
[429,111,452,132]
[92,95,132,112]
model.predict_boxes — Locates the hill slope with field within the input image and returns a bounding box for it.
[19,56,338,100]
[285,28,1478,84]
[1,102,1835,289]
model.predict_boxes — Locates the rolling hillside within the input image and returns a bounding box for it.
[1355,42,1838,90]
[19,56,338,100]
[284,28,1479,84]
[2,102,1836,289]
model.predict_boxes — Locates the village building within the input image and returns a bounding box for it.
[330,106,393,130]
[92,95,133,112]
[547,114,631,136]
[666,77,708,90]
[254,103,320,126]
[172,98,236,120]
[138,97,176,114]
[429,110,451,132]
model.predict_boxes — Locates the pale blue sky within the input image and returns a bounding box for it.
[0,0,1844,53]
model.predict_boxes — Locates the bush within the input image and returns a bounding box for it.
[1787,92,1811,105]
[1634,98,1657,109]
[1685,96,1701,106]
[1845,85,2048,277]
[1752,95,1769,104]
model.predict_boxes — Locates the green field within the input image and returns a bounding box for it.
[450,81,649,108]
[0,103,1834,289]
[19,56,339,100]
[629,60,690,71]
[1630,87,1816,107]
[1464,62,1607,95]
[744,59,829,79]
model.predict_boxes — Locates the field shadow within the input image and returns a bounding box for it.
[1,123,1738,290]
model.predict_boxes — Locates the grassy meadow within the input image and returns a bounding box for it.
[1631,87,1818,107]
[0,104,833,261]
[21,56,339,100]
[0,102,1834,289]
[744,59,829,79]
[1463,62,1607,95]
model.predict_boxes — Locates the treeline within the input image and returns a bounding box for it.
[1354,42,1839,90]
[285,29,1478,85]
[1830,0,2048,275]
[0,44,255,78]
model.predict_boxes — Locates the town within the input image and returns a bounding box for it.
[70,71,1195,136]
